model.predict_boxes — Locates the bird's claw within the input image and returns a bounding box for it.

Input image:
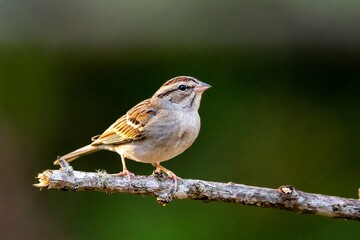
[114,169,134,181]
[166,171,179,194]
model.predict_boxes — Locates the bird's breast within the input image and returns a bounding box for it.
[118,110,201,163]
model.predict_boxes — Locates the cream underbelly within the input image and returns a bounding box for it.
[115,137,195,163]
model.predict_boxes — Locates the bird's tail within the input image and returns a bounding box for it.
[53,144,98,165]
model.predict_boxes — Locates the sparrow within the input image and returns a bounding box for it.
[54,76,211,191]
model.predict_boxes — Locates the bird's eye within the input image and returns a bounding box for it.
[178,84,187,91]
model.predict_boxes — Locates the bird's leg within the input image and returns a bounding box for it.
[115,154,134,180]
[152,162,179,193]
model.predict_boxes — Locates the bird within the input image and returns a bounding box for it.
[54,76,211,191]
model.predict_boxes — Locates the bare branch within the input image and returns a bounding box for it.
[34,159,360,221]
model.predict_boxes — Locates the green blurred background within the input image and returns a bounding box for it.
[1,1,360,239]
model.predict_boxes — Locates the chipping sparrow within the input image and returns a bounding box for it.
[54,76,211,191]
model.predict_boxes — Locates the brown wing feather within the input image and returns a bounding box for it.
[92,99,157,146]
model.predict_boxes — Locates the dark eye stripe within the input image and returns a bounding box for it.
[157,89,177,98]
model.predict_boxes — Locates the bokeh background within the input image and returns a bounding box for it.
[1,1,360,239]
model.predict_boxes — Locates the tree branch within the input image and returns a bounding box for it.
[34,159,360,221]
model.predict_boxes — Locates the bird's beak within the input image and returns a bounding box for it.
[194,81,212,92]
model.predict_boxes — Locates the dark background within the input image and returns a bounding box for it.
[1,1,360,239]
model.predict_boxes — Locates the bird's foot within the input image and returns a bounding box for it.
[152,169,166,178]
[152,169,178,193]
[151,163,181,195]
[114,169,135,181]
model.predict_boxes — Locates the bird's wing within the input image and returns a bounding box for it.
[91,99,157,145]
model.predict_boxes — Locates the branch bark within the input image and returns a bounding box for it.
[34,159,360,221]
